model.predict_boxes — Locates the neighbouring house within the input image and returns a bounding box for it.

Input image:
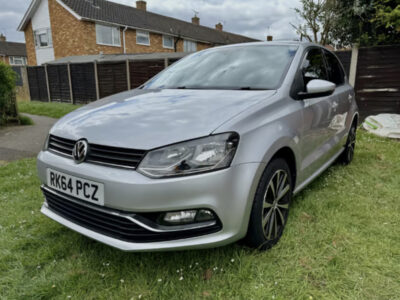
[17,0,257,66]
[0,35,28,66]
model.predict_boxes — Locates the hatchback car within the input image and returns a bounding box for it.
[38,42,358,251]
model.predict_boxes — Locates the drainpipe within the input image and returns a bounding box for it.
[122,26,128,54]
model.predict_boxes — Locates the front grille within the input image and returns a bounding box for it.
[43,188,222,243]
[48,135,146,169]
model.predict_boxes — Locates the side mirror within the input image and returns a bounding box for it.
[298,79,336,100]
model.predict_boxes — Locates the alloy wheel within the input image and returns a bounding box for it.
[262,169,291,240]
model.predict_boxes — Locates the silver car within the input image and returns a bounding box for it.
[38,42,358,251]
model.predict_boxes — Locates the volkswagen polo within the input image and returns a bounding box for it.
[38,42,358,251]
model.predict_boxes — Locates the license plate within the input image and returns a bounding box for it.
[46,169,104,205]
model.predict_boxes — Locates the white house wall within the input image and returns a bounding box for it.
[31,0,54,65]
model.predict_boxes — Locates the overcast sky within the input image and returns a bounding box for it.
[0,0,301,43]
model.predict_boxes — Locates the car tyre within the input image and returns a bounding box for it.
[338,122,357,165]
[245,158,292,250]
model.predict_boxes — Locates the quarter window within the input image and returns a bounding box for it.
[34,28,52,48]
[324,50,345,85]
[183,40,197,52]
[136,30,150,46]
[9,56,27,65]
[302,48,328,85]
[163,35,174,49]
[96,24,121,46]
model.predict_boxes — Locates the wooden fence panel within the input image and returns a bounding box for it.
[334,50,351,77]
[27,66,48,102]
[97,62,127,98]
[130,60,165,88]
[47,65,70,102]
[70,63,97,104]
[355,45,400,119]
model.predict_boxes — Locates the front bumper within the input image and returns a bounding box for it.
[37,150,264,251]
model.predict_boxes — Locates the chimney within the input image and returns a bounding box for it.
[192,15,200,25]
[266,35,273,41]
[0,34,6,42]
[215,23,223,31]
[136,0,146,11]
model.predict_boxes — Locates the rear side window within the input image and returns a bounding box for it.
[324,51,345,85]
[302,49,328,86]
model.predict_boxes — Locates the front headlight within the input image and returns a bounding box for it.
[137,132,239,178]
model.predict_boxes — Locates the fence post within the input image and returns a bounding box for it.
[349,46,359,88]
[94,61,100,100]
[67,63,74,104]
[126,59,131,90]
[44,64,51,102]
[164,58,168,68]
[21,66,31,102]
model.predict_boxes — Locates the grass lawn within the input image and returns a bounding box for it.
[18,101,82,119]
[0,131,399,299]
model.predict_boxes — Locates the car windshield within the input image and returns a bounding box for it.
[142,45,298,90]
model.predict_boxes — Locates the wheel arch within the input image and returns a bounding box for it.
[269,146,297,189]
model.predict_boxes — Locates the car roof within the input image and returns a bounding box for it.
[204,41,322,51]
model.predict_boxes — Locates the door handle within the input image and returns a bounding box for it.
[348,94,353,103]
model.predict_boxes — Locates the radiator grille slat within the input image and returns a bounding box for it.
[47,135,146,169]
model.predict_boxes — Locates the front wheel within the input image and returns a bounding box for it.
[245,158,292,250]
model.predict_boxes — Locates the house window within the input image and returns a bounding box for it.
[9,56,27,65]
[34,28,52,48]
[183,40,197,52]
[136,30,150,46]
[96,24,121,46]
[163,35,174,49]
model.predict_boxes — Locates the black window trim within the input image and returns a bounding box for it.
[322,49,347,87]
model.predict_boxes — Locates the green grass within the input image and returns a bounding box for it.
[18,114,34,126]
[0,131,399,299]
[18,101,82,119]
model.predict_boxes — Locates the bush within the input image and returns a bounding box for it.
[0,62,18,126]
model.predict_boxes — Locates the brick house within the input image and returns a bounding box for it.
[0,34,27,65]
[17,0,256,66]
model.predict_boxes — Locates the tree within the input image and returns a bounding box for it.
[293,0,400,47]
[291,0,335,45]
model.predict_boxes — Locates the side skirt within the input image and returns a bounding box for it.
[293,147,345,195]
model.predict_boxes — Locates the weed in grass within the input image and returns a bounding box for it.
[0,131,399,299]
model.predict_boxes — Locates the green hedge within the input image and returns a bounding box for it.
[0,62,18,126]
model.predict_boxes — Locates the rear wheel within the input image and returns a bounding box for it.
[338,122,357,165]
[245,158,292,250]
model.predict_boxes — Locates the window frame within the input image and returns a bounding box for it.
[136,30,150,46]
[183,39,197,52]
[9,56,27,65]
[323,49,346,86]
[162,35,174,49]
[95,24,121,47]
[33,28,52,49]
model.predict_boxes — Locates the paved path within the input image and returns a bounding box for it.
[0,114,57,162]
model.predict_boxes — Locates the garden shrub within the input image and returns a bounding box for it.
[0,62,18,126]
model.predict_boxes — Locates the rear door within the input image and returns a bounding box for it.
[323,50,353,147]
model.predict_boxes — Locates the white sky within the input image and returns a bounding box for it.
[0,0,301,42]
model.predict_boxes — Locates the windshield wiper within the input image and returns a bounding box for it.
[238,87,270,90]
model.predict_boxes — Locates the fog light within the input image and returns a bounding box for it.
[162,209,216,225]
[163,210,197,224]
[195,209,215,222]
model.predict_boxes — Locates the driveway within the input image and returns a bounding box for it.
[0,114,57,162]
